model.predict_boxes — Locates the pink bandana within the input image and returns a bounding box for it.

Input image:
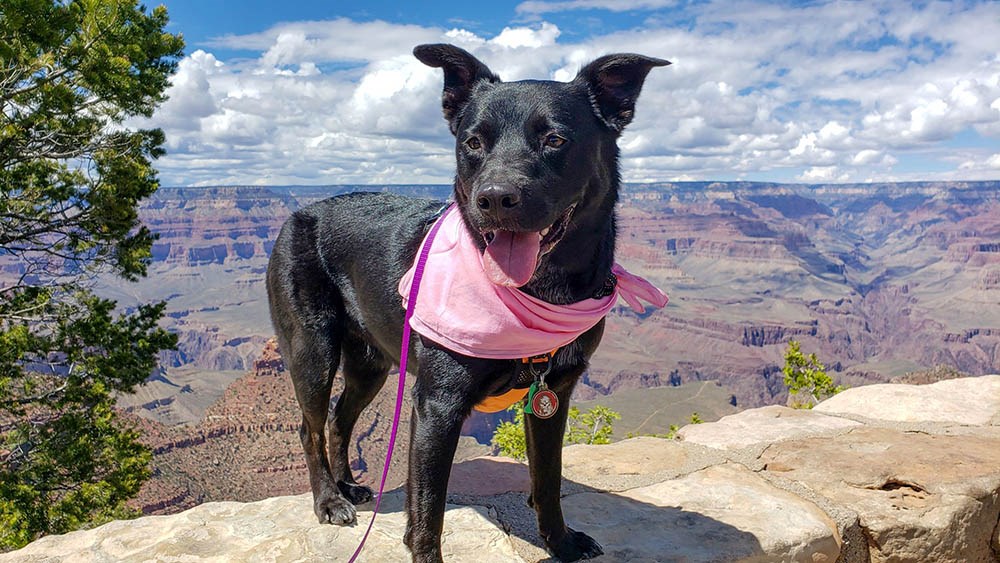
[398,205,668,359]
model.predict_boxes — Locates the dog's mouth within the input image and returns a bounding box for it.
[481,204,576,287]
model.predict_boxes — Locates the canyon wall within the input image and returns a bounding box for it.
[101,182,1000,420]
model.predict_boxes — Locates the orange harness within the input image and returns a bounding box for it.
[473,349,557,413]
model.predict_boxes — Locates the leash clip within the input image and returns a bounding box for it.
[524,351,553,379]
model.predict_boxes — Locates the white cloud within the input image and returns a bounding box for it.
[444,28,486,47]
[155,50,221,131]
[788,133,837,165]
[342,55,442,137]
[851,149,881,166]
[490,22,561,48]
[988,153,1000,169]
[816,121,851,149]
[207,19,442,66]
[143,2,1000,186]
[799,166,849,183]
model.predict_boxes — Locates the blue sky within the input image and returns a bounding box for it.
[145,0,1000,186]
[164,0,662,50]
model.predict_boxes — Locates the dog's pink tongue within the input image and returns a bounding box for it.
[482,230,541,287]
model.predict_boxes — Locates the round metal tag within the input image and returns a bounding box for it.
[530,389,560,419]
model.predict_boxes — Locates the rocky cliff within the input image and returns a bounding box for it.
[122,339,395,515]
[123,339,489,516]
[8,375,999,563]
[584,182,1000,407]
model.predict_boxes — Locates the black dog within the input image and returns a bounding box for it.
[266,44,667,562]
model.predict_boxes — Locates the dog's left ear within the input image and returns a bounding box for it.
[414,44,500,135]
[575,54,670,133]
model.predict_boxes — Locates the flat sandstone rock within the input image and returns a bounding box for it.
[561,463,841,562]
[0,493,525,563]
[561,436,699,491]
[448,455,530,496]
[761,426,1000,563]
[677,405,861,450]
[8,378,1000,563]
[814,374,1000,425]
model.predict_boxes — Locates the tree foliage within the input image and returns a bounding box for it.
[491,404,622,460]
[782,340,844,409]
[0,0,182,550]
[564,405,621,446]
[491,406,528,460]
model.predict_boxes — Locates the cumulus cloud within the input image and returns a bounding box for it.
[799,166,850,183]
[852,149,882,166]
[143,1,1000,186]
[491,22,561,48]
[207,19,442,66]
[155,50,222,131]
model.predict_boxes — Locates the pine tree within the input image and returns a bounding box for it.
[0,0,183,549]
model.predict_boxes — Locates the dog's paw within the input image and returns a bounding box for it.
[337,480,374,505]
[548,527,603,562]
[314,493,357,525]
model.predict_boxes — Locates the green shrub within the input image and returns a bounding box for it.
[782,340,845,409]
[490,403,622,460]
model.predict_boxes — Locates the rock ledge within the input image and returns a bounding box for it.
[5,375,1000,563]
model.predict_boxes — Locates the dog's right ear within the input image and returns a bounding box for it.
[414,44,500,134]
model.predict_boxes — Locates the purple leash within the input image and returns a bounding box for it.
[347,205,451,562]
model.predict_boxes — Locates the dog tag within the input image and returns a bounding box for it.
[530,385,559,419]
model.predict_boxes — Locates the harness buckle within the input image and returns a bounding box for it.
[521,349,556,379]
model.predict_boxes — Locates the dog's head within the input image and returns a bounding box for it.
[414,44,668,288]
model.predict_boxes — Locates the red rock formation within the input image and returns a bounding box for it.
[141,187,293,268]
[128,338,414,516]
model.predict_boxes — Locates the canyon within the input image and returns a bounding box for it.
[92,181,1000,422]
[88,180,998,515]
[103,181,999,414]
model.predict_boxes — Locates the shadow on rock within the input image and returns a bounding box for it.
[361,456,767,563]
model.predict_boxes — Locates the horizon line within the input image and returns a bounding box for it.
[161,179,1000,189]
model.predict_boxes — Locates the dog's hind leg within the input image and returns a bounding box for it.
[285,326,359,525]
[327,334,391,506]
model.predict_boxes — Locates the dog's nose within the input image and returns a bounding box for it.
[476,185,521,219]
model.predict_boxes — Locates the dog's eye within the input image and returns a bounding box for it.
[544,134,567,148]
[465,136,482,150]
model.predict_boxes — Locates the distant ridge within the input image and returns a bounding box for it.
[160,180,1000,197]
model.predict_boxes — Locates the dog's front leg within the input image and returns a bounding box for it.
[403,351,476,563]
[525,384,604,562]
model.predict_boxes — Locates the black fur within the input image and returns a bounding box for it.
[266,44,668,562]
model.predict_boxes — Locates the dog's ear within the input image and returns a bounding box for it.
[414,44,500,134]
[575,54,670,133]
